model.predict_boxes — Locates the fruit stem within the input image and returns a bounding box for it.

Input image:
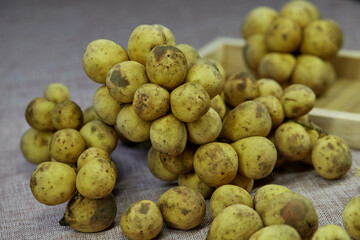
[294,120,328,136]
[59,217,68,226]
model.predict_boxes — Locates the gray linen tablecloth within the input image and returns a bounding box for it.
[1,0,360,239]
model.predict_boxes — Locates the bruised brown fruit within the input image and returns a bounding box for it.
[262,191,319,240]
[59,193,117,232]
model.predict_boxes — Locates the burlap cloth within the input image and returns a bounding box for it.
[1,0,360,239]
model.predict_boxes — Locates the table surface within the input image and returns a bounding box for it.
[1,0,360,239]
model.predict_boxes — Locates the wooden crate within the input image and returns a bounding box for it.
[199,37,360,149]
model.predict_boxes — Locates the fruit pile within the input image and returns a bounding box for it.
[21,82,119,232]
[241,0,342,96]
[19,1,359,239]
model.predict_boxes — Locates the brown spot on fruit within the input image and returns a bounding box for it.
[153,46,168,62]
[292,107,302,115]
[30,176,37,186]
[181,208,190,215]
[284,97,296,102]
[139,202,150,214]
[236,82,247,91]
[256,104,265,118]
[110,70,129,88]
[38,136,49,149]
[280,199,308,226]
[327,143,334,150]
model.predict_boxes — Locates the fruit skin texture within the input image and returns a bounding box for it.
[80,120,118,154]
[92,85,121,126]
[146,45,187,90]
[177,172,214,199]
[76,158,116,199]
[342,195,360,240]
[170,82,210,123]
[30,161,76,205]
[312,135,352,179]
[258,52,296,84]
[132,83,170,121]
[106,60,149,104]
[59,193,117,233]
[186,107,222,145]
[243,34,268,72]
[44,82,70,103]
[209,184,253,219]
[241,6,278,40]
[127,24,167,66]
[254,184,291,217]
[176,43,200,65]
[159,143,195,174]
[291,55,331,96]
[275,121,311,161]
[20,128,54,164]
[147,146,178,182]
[207,204,264,240]
[300,19,343,60]
[232,136,277,180]
[77,147,111,171]
[193,142,238,188]
[49,128,86,165]
[157,186,206,230]
[25,97,56,131]
[312,224,350,240]
[265,17,302,53]
[249,224,301,240]
[82,38,128,84]
[51,100,84,130]
[279,0,321,28]
[120,200,163,240]
[254,95,285,128]
[150,113,187,156]
[223,72,259,107]
[220,101,272,142]
[185,58,222,99]
[116,104,151,143]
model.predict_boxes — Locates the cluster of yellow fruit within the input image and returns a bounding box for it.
[241,0,343,96]
[21,83,119,232]
[79,23,354,239]
[19,18,359,240]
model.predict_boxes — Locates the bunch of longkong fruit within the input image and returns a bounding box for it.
[20,0,360,239]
